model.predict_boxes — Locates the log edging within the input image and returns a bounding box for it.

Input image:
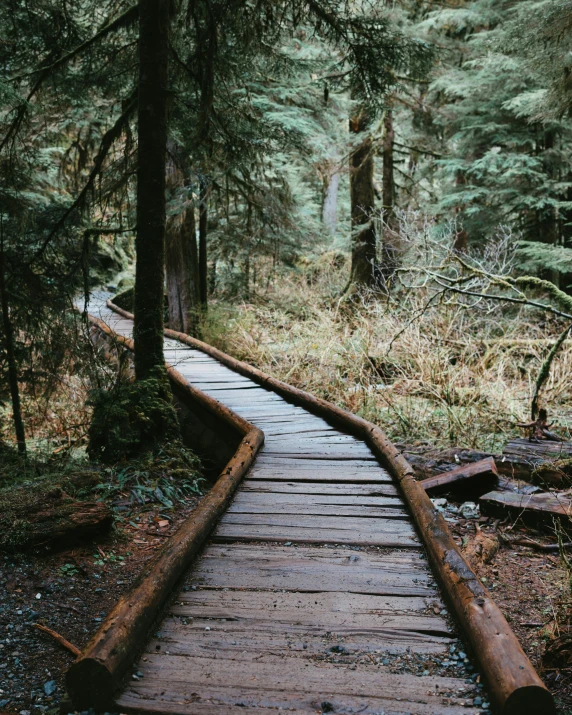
[65,313,264,710]
[107,301,553,715]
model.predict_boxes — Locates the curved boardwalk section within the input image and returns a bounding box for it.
[91,296,485,715]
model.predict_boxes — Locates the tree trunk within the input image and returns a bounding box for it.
[133,0,170,381]
[322,166,339,235]
[166,203,199,335]
[198,178,209,308]
[0,226,26,454]
[380,106,400,279]
[349,108,377,287]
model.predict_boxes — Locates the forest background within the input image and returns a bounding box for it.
[1,0,572,469]
[3,1,572,710]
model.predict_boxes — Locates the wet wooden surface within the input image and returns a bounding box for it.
[90,295,483,715]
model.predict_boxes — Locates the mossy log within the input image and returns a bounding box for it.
[0,487,112,552]
[402,441,572,488]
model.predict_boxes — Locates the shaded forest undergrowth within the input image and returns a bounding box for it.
[206,252,572,452]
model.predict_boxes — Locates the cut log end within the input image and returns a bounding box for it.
[66,657,115,711]
[503,685,555,715]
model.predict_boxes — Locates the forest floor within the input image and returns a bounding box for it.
[0,486,203,715]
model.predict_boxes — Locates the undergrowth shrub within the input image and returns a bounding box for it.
[204,218,572,451]
[87,368,180,462]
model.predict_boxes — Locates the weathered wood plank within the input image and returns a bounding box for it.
[420,457,499,496]
[230,491,404,507]
[219,511,415,533]
[240,479,400,496]
[214,524,418,547]
[187,544,434,596]
[117,656,479,715]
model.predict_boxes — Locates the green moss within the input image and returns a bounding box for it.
[87,368,180,462]
[112,287,135,312]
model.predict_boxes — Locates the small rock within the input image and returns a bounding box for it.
[459,502,479,520]
[43,679,57,695]
[35,593,41,600]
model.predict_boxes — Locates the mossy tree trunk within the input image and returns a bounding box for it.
[133,0,170,381]
[165,151,199,335]
[349,108,377,287]
[0,225,26,455]
[198,177,209,309]
[380,104,400,280]
[166,203,199,335]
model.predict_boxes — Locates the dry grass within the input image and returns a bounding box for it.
[204,253,572,452]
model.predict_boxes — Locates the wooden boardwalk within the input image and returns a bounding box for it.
[91,296,486,715]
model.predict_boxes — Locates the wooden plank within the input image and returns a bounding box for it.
[171,589,448,632]
[230,491,404,507]
[219,512,415,533]
[187,544,436,596]
[117,688,477,715]
[146,623,452,657]
[227,502,407,518]
[420,457,498,496]
[240,479,400,495]
[264,433,366,446]
[480,489,572,520]
[117,656,479,715]
[260,450,377,460]
[214,524,418,547]
[246,470,393,483]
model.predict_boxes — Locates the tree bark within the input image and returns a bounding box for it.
[322,164,339,235]
[199,178,209,308]
[0,225,26,454]
[380,105,400,279]
[166,203,199,334]
[133,0,170,381]
[349,108,377,287]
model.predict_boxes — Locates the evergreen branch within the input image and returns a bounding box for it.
[1,5,138,157]
[35,92,137,258]
[10,5,138,80]
[394,141,442,158]
[0,70,48,155]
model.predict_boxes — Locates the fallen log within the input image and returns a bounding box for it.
[420,456,498,496]
[501,438,572,488]
[401,440,572,489]
[0,487,112,552]
[480,490,572,525]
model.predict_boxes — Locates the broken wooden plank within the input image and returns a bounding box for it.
[480,489,572,523]
[420,457,498,496]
